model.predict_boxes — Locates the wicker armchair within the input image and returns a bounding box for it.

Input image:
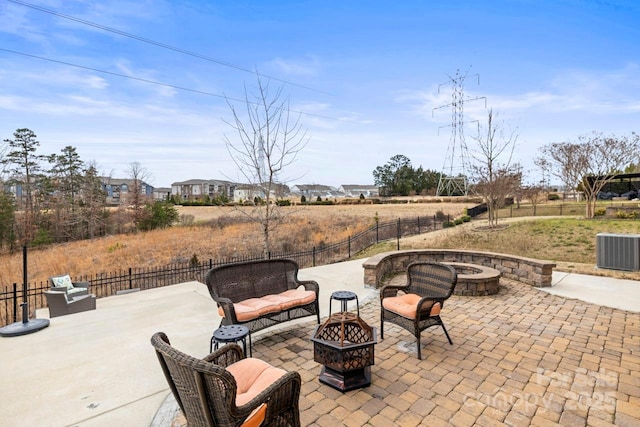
[49,274,90,298]
[380,261,458,359]
[44,291,96,318]
[151,332,301,427]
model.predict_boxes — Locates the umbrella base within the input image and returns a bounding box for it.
[0,318,50,337]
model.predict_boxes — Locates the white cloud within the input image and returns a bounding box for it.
[266,55,321,77]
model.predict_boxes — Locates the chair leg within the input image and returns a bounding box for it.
[416,333,422,360]
[440,320,453,345]
[380,312,384,340]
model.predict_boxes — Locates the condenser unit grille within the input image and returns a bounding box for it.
[596,233,640,271]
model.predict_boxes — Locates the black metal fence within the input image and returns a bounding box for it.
[0,215,448,327]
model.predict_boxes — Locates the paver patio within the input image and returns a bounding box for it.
[166,278,639,427]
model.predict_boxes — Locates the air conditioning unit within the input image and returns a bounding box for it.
[596,233,640,271]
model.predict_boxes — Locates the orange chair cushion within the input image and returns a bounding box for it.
[218,290,316,321]
[242,404,267,427]
[382,293,441,319]
[226,358,288,406]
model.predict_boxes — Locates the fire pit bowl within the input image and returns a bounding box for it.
[311,312,377,392]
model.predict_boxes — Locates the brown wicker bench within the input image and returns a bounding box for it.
[205,259,320,341]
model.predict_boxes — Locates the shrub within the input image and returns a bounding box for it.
[615,210,640,219]
[461,215,471,222]
[435,210,447,221]
[137,201,180,231]
[454,218,464,225]
[276,199,291,206]
[189,253,199,268]
[443,221,455,228]
[548,193,560,201]
[594,208,606,217]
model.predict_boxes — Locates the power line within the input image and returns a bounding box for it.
[0,48,339,121]
[7,0,329,94]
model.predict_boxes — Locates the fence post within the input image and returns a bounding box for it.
[12,283,17,323]
[397,218,401,250]
[376,222,379,243]
[348,236,351,259]
[417,216,421,234]
[312,247,316,267]
[128,267,133,290]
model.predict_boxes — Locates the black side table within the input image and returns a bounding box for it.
[210,324,251,357]
[330,290,359,317]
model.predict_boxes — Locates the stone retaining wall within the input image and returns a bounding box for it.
[363,249,555,289]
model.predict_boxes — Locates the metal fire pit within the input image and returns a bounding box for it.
[311,311,377,392]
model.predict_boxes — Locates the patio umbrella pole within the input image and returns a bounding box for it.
[0,246,50,337]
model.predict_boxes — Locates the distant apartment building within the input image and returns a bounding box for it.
[153,187,172,201]
[101,177,154,205]
[171,179,235,201]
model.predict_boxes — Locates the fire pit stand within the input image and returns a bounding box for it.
[311,292,377,392]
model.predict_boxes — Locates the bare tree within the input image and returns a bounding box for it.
[223,74,309,257]
[521,184,545,216]
[533,156,552,196]
[469,109,520,227]
[126,161,152,228]
[540,132,639,218]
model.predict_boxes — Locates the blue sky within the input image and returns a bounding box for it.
[1,0,639,188]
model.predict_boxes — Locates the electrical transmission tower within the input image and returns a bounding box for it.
[433,69,485,196]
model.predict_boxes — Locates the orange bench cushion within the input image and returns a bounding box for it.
[219,289,316,321]
[382,293,441,319]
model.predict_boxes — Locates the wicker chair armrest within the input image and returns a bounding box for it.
[246,370,301,423]
[73,281,90,289]
[417,296,442,313]
[215,297,239,322]
[297,279,319,295]
[51,286,69,293]
[203,343,244,367]
[380,284,408,299]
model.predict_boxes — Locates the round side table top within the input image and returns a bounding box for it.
[331,290,357,301]
[213,324,249,342]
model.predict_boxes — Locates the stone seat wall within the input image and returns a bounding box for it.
[363,249,556,289]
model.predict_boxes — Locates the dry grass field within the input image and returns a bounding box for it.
[0,202,472,285]
[2,200,639,285]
